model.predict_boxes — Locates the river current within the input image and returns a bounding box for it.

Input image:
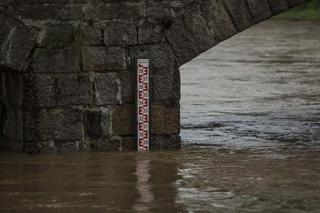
[1,21,320,212]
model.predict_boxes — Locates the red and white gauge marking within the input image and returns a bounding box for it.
[137,59,150,151]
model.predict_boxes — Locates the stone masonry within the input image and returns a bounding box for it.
[0,0,306,152]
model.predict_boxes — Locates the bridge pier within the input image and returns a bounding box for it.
[0,0,306,152]
[22,43,181,152]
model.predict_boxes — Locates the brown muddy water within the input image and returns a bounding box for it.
[1,21,320,212]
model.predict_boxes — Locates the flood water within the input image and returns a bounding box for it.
[1,21,320,212]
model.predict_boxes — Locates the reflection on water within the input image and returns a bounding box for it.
[134,159,153,212]
[1,21,320,212]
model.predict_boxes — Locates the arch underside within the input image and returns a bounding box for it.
[166,0,307,66]
[0,0,307,152]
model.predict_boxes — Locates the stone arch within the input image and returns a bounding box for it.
[0,0,307,152]
[165,0,306,66]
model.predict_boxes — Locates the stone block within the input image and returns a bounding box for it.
[145,6,172,22]
[2,108,23,142]
[1,71,23,106]
[103,22,137,46]
[95,138,121,151]
[80,22,103,46]
[165,17,200,66]
[153,69,180,104]
[119,136,136,151]
[82,46,127,71]
[166,0,236,65]
[181,4,219,53]
[129,43,176,75]
[40,140,59,153]
[223,0,255,31]
[138,21,165,44]
[84,2,142,22]
[268,0,288,14]
[57,74,92,106]
[59,3,87,21]
[151,104,180,135]
[31,48,80,73]
[247,0,272,22]
[84,107,110,140]
[6,3,61,21]
[23,74,92,107]
[40,140,93,153]
[94,72,119,105]
[23,108,83,142]
[23,74,56,107]
[205,0,237,40]
[150,134,181,150]
[37,23,74,48]
[55,141,81,153]
[0,14,36,71]
[119,71,135,104]
[111,105,135,136]
[0,15,12,46]
[95,136,136,151]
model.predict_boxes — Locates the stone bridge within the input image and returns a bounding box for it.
[0,0,306,152]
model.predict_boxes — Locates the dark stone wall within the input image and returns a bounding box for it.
[0,0,306,152]
[0,67,23,150]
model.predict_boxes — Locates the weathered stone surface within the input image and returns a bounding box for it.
[2,108,23,142]
[23,74,92,107]
[110,136,136,151]
[150,134,181,150]
[0,14,36,71]
[24,108,83,142]
[118,71,135,104]
[57,74,92,106]
[111,105,135,136]
[268,0,289,14]
[145,0,195,19]
[104,22,137,46]
[84,2,143,22]
[38,23,75,48]
[84,107,110,140]
[129,43,176,75]
[31,48,80,73]
[166,0,236,65]
[81,21,137,46]
[138,20,166,44]
[5,3,62,21]
[1,71,23,106]
[95,138,121,151]
[153,69,180,104]
[82,46,126,71]
[118,136,136,151]
[151,104,180,135]
[247,0,272,22]
[94,72,119,105]
[223,0,255,31]
[0,70,23,151]
[80,22,103,46]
